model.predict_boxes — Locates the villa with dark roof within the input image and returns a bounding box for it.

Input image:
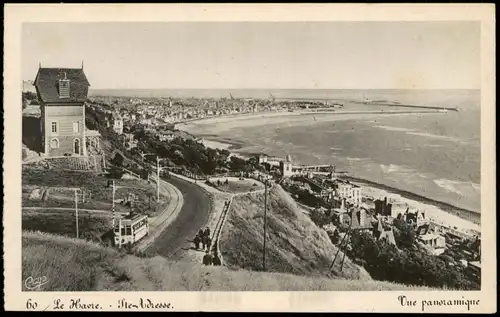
[34,65,90,157]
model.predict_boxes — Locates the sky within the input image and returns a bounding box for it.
[22,22,480,90]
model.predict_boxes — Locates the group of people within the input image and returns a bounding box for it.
[203,247,222,266]
[194,227,212,252]
[193,227,222,266]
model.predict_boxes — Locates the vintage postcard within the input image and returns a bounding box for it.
[3,3,496,313]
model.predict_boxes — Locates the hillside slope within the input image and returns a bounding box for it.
[22,231,432,291]
[219,185,371,280]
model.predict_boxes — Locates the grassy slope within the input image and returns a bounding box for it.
[22,167,165,214]
[22,209,112,243]
[22,231,432,291]
[219,185,370,280]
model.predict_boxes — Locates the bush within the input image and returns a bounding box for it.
[347,230,479,290]
[392,218,416,249]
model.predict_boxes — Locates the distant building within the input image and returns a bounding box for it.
[350,208,373,232]
[258,154,268,164]
[335,181,362,206]
[373,218,397,246]
[112,113,124,134]
[374,197,393,217]
[404,209,429,228]
[279,154,294,177]
[34,66,90,156]
[419,232,446,254]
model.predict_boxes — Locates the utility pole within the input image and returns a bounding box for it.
[330,204,353,272]
[74,189,79,239]
[156,156,160,203]
[112,180,116,227]
[263,180,268,272]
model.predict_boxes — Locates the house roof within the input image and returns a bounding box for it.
[350,209,373,230]
[34,68,90,103]
[379,230,397,246]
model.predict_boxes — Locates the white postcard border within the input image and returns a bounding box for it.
[3,4,496,313]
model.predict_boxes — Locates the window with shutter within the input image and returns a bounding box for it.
[51,122,58,135]
[73,121,80,133]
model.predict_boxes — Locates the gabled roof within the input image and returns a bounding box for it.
[379,230,397,246]
[34,68,90,103]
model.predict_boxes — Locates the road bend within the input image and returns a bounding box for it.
[145,175,212,260]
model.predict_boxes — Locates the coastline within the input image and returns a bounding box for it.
[177,110,480,233]
[177,108,447,129]
[196,135,480,231]
[345,176,480,225]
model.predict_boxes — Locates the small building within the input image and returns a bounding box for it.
[112,113,124,134]
[373,218,397,246]
[374,197,393,217]
[258,154,268,164]
[419,233,446,250]
[350,208,373,232]
[279,154,294,177]
[335,181,362,206]
[466,261,481,278]
[405,209,429,227]
[34,66,91,156]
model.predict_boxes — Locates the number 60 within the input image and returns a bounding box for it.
[26,299,38,310]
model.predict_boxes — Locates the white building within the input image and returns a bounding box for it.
[279,155,294,177]
[336,182,362,206]
[419,233,446,255]
[112,114,123,134]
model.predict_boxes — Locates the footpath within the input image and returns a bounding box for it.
[169,172,266,266]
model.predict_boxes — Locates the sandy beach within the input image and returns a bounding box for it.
[359,184,480,234]
[177,109,446,135]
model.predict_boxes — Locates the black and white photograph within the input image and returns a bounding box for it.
[4,3,496,313]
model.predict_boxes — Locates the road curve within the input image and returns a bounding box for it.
[144,175,212,260]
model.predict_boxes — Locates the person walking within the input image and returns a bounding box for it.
[213,252,222,266]
[201,235,206,251]
[203,227,211,241]
[206,237,212,252]
[202,250,213,266]
[193,234,200,250]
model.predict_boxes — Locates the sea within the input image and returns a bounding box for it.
[91,89,481,213]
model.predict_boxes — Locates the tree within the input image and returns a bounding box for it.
[111,152,125,167]
[330,229,340,244]
[392,218,416,249]
[309,208,329,228]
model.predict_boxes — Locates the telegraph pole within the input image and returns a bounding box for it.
[74,189,79,239]
[263,180,268,272]
[112,180,116,227]
[156,156,160,202]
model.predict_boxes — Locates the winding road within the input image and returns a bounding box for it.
[144,176,212,260]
